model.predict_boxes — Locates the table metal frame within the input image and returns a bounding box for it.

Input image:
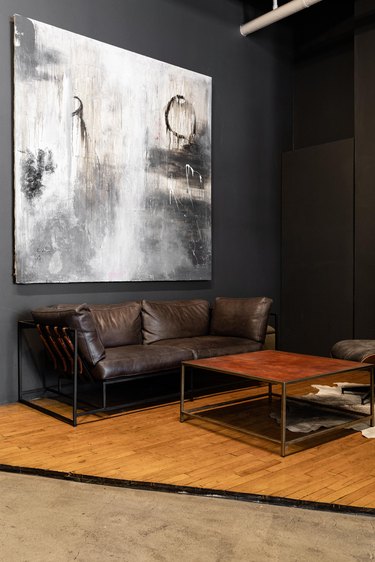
[180,360,375,457]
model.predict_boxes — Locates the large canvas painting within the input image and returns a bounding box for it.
[13,16,212,283]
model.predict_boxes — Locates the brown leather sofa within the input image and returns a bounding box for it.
[23,296,272,425]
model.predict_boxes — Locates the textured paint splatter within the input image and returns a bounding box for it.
[20,148,56,200]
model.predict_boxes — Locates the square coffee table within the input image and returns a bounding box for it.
[180,350,374,456]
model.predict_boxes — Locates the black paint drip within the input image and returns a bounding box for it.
[72,96,88,144]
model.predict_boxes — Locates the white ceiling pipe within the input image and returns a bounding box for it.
[240,0,323,36]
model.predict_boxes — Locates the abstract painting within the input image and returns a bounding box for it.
[13,15,212,283]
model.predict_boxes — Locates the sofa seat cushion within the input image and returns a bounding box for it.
[91,344,194,381]
[90,302,142,347]
[151,336,262,359]
[142,299,210,344]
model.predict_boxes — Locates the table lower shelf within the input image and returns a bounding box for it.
[180,391,373,456]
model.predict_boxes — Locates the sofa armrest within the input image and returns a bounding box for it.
[31,304,105,367]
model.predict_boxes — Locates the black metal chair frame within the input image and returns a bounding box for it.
[341,385,371,405]
[18,320,183,427]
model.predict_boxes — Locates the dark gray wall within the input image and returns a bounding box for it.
[0,0,293,402]
[280,0,355,356]
[292,0,354,149]
[281,0,375,355]
[354,0,375,338]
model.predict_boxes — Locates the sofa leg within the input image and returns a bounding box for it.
[72,330,78,427]
[102,382,107,409]
[189,371,194,401]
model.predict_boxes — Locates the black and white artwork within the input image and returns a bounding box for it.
[13,15,212,283]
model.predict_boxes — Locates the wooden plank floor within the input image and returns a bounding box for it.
[1,380,374,509]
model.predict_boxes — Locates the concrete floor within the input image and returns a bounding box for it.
[0,471,374,561]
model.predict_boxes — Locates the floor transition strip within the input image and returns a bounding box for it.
[1,463,374,518]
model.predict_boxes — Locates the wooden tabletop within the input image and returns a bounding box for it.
[182,350,373,384]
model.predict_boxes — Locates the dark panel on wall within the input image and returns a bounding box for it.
[354,1,375,338]
[281,139,354,356]
[0,0,293,403]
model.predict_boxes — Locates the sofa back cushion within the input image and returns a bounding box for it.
[142,300,210,344]
[31,304,105,366]
[89,302,142,347]
[210,297,273,344]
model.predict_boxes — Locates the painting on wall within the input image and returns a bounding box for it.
[13,15,212,283]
